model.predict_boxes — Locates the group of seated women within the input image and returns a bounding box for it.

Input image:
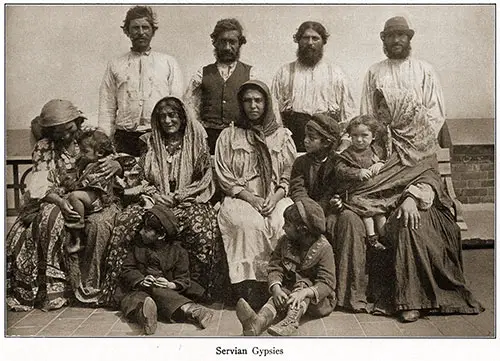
[6,79,483,328]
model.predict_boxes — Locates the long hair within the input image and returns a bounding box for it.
[293,21,329,44]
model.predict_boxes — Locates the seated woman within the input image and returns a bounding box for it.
[120,96,226,302]
[334,87,484,321]
[215,80,297,309]
[6,99,123,311]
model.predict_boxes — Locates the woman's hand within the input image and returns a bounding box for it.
[329,194,343,212]
[368,162,384,176]
[271,284,288,310]
[261,190,283,217]
[153,193,176,207]
[396,196,421,230]
[286,288,312,309]
[359,169,372,181]
[141,275,156,288]
[58,199,81,222]
[96,158,122,179]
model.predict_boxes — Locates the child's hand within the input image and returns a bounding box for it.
[153,277,170,288]
[368,162,384,176]
[271,284,288,310]
[359,169,372,181]
[141,275,156,288]
[329,194,343,212]
[286,288,311,309]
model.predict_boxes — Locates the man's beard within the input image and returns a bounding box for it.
[215,47,240,64]
[383,42,412,59]
[297,44,324,67]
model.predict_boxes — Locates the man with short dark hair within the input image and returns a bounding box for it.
[184,18,274,153]
[99,6,183,156]
[360,16,446,138]
[272,21,355,152]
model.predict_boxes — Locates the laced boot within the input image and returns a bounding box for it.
[185,303,214,329]
[136,296,157,335]
[267,301,308,336]
[236,298,277,336]
[366,234,386,251]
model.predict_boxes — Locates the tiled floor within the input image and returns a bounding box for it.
[5,248,495,338]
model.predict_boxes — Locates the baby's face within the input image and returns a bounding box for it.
[79,139,100,162]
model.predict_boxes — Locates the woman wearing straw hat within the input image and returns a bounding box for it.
[6,99,124,311]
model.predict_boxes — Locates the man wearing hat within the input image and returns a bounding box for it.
[360,16,446,139]
[271,21,356,152]
[99,6,184,157]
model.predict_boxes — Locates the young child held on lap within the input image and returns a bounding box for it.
[336,115,387,251]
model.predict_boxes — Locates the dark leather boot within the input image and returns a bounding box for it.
[236,298,276,336]
[185,303,214,329]
[136,296,157,335]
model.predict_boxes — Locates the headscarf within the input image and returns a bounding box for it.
[235,80,280,197]
[142,97,214,203]
[374,87,438,166]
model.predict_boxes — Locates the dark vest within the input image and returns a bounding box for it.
[201,62,252,129]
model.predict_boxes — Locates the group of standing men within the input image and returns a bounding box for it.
[98,6,445,157]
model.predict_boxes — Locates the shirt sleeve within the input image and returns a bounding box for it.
[289,157,310,202]
[309,243,336,304]
[335,157,362,181]
[277,130,298,195]
[172,247,191,292]
[271,65,289,113]
[98,61,118,137]
[333,66,357,131]
[182,67,203,124]
[422,65,446,137]
[359,68,374,116]
[404,183,435,210]
[121,249,146,290]
[168,56,184,99]
[214,128,245,196]
[267,237,286,291]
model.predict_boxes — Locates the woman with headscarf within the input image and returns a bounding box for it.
[333,87,484,322]
[6,99,123,311]
[119,96,226,302]
[215,80,297,309]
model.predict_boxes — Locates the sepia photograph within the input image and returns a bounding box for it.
[2,1,496,359]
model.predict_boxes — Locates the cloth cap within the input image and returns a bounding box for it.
[295,198,326,235]
[147,204,179,236]
[380,16,414,39]
[39,99,86,128]
[307,113,341,141]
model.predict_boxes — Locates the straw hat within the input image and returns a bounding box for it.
[39,99,86,128]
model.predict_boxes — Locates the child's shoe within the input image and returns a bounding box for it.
[136,296,158,335]
[366,234,386,251]
[186,303,214,329]
[236,298,276,336]
[267,302,307,337]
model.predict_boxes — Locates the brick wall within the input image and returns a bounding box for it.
[451,145,494,203]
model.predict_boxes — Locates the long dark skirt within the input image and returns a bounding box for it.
[384,205,484,314]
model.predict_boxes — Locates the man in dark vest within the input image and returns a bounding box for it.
[184,18,254,154]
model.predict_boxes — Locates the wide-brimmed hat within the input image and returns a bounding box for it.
[39,99,86,128]
[380,16,414,39]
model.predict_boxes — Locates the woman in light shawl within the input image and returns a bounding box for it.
[215,80,297,309]
[334,88,484,322]
[133,96,226,301]
[6,99,124,311]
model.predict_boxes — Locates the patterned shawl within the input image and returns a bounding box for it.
[142,97,214,204]
[376,87,439,166]
[235,80,280,197]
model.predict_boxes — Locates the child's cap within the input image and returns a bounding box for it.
[293,198,326,235]
[147,204,179,236]
[307,114,341,141]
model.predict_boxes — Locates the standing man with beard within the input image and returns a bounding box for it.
[360,16,446,137]
[184,19,254,154]
[272,21,355,152]
[99,6,184,157]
